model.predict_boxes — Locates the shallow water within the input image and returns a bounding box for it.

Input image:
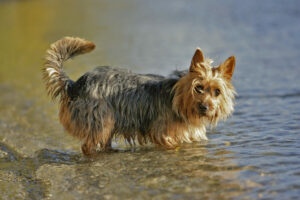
[0,0,300,199]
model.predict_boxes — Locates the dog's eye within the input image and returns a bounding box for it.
[215,89,220,96]
[195,85,204,94]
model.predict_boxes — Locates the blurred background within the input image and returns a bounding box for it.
[0,0,300,199]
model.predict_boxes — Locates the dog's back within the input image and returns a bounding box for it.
[68,66,165,99]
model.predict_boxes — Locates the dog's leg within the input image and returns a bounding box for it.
[104,137,118,152]
[81,137,97,156]
[81,116,114,156]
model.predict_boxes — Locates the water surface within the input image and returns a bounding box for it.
[0,0,300,199]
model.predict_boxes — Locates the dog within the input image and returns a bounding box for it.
[43,37,236,156]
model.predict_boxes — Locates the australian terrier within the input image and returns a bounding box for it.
[43,37,236,156]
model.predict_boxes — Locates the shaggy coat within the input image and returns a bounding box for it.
[43,37,236,156]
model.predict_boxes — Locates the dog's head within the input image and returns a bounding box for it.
[172,48,236,126]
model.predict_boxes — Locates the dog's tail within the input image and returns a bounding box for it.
[42,37,95,100]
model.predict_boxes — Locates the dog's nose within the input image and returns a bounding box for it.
[199,104,208,112]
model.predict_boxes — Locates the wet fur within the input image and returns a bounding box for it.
[42,37,236,156]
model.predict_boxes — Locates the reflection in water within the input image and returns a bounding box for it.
[0,0,300,199]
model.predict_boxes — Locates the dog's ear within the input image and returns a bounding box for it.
[189,48,205,72]
[217,56,235,81]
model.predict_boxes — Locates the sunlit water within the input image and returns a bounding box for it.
[0,0,300,199]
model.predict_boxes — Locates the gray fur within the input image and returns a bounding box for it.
[67,66,184,142]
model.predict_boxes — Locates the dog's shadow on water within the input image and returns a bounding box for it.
[34,148,84,165]
[33,146,143,164]
[0,141,156,169]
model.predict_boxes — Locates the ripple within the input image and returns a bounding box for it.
[237,92,300,99]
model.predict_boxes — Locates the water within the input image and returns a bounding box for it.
[0,0,300,199]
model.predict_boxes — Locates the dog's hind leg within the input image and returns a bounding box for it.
[81,116,115,156]
[81,135,98,156]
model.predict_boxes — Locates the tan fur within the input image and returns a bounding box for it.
[81,115,114,156]
[173,48,236,128]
